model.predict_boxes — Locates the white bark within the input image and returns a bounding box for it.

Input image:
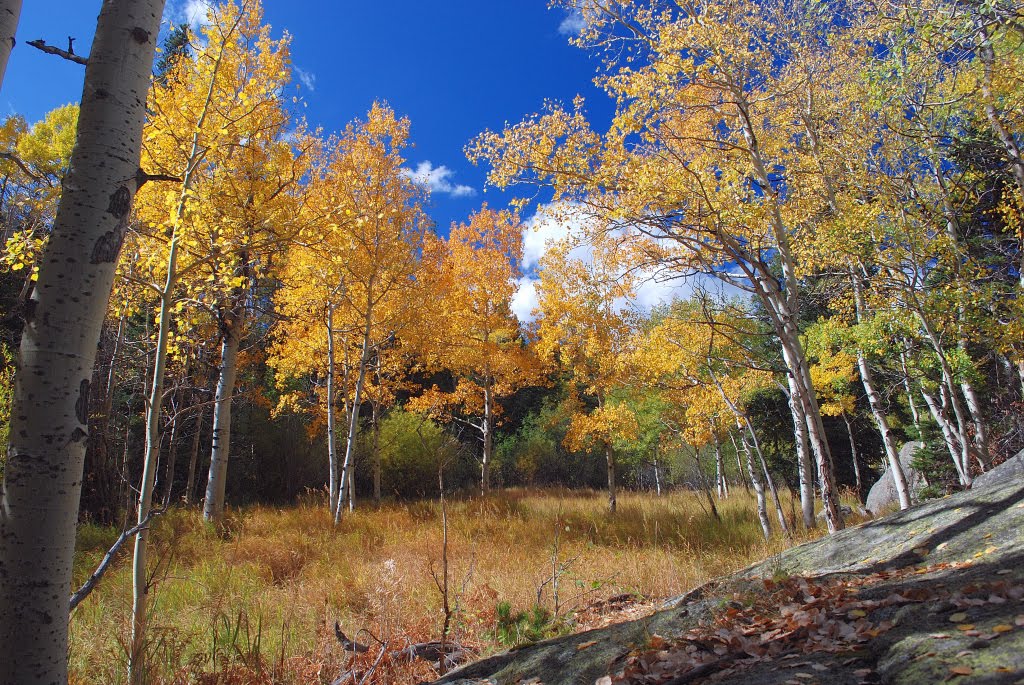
[920,386,970,486]
[0,0,21,92]
[738,425,771,542]
[335,315,372,524]
[713,432,728,499]
[0,3,164,683]
[842,413,863,501]
[917,317,976,486]
[605,441,617,514]
[130,42,224,673]
[960,377,991,470]
[786,383,815,528]
[852,275,911,509]
[326,307,339,513]
[481,378,493,494]
[203,310,244,523]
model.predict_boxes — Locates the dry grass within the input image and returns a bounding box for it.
[68,488,852,684]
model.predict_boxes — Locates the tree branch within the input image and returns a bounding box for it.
[0,152,42,181]
[26,38,88,65]
[69,509,164,611]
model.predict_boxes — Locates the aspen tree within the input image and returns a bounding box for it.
[0,2,164,682]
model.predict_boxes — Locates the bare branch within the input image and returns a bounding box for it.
[0,152,42,181]
[69,509,165,611]
[26,38,88,65]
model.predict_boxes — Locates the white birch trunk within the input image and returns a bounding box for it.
[853,334,911,508]
[326,307,339,514]
[0,3,163,683]
[920,386,970,485]
[653,445,662,496]
[605,441,617,514]
[130,29,227,676]
[0,0,21,91]
[899,349,922,430]
[481,378,493,495]
[739,423,771,542]
[203,310,244,523]
[842,413,863,501]
[713,432,728,499]
[786,383,816,528]
[335,316,372,524]
[918,318,976,486]
[959,378,991,470]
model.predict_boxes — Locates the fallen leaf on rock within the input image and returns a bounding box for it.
[577,640,599,651]
[948,613,968,623]
[948,666,973,676]
[992,624,1013,633]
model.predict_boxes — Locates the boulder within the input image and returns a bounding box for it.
[865,440,925,515]
[972,448,1024,491]
[432,480,1024,685]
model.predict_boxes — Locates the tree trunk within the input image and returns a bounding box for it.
[917,317,976,486]
[335,316,372,524]
[692,447,720,521]
[960,377,991,470]
[850,269,912,510]
[605,441,617,514]
[739,424,771,542]
[203,310,244,524]
[481,379,493,495]
[899,349,922,431]
[842,413,863,502]
[131,29,227,676]
[326,307,339,514]
[746,420,790,538]
[786,386,815,528]
[0,3,163,683]
[161,394,182,506]
[372,399,381,505]
[857,351,911,508]
[0,0,22,91]
[653,445,662,496]
[713,432,728,499]
[920,385,971,486]
[184,403,204,505]
[730,431,751,494]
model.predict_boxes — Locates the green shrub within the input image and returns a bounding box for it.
[493,600,564,648]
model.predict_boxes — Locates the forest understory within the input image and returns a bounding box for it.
[68,489,851,685]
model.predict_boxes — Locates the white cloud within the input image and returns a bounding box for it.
[521,205,575,271]
[401,161,476,198]
[511,276,539,323]
[165,0,214,29]
[558,10,587,36]
[295,66,317,92]
[512,202,748,322]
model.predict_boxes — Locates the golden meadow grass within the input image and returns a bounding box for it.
[68,489,851,684]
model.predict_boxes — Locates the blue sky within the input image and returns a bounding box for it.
[2,0,612,235]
